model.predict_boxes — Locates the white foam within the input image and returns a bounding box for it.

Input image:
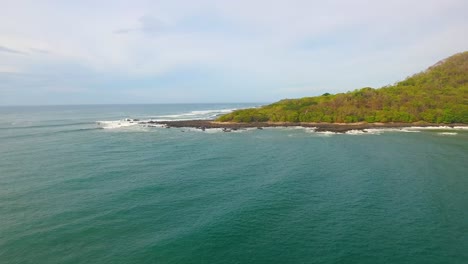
[438,132,457,135]
[156,108,238,120]
[192,109,236,115]
[362,128,420,134]
[232,128,258,133]
[343,125,468,135]
[96,119,140,129]
[95,107,240,130]
[183,127,255,134]
[315,131,338,136]
[406,126,459,130]
[204,128,224,133]
[290,126,308,130]
[305,127,419,136]
[263,126,314,132]
[346,130,367,135]
[304,127,318,133]
[361,129,383,134]
[400,128,421,133]
[145,124,167,128]
[183,127,223,133]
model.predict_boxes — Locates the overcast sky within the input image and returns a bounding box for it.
[1,0,467,105]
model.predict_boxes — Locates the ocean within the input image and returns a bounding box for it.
[1,104,467,264]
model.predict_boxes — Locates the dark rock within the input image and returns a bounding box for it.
[136,119,467,133]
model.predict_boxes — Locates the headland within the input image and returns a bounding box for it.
[145,120,467,133]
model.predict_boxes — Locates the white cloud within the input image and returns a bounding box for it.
[0,0,467,104]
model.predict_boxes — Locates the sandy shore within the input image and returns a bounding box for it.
[144,120,467,133]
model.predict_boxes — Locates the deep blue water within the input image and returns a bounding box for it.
[1,104,467,264]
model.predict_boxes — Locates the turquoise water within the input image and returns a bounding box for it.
[1,104,467,264]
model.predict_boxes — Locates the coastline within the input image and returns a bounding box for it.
[145,120,468,133]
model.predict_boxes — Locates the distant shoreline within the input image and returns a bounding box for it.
[145,120,468,133]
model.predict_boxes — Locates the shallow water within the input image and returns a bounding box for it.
[1,104,467,264]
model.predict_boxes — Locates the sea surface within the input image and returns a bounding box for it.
[1,104,467,264]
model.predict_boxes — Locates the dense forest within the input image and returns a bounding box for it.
[218,51,468,124]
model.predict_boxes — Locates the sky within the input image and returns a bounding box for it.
[1,0,467,105]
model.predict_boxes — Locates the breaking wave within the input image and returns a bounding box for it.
[96,119,141,129]
[153,109,237,121]
[96,108,238,129]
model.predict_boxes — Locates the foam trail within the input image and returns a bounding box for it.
[438,132,457,135]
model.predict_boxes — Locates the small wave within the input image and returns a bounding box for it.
[315,131,338,136]
[438,132,457,136]
[156,108,237,120]
[0,121,92,130]
[96,119,140,129]
[0,127,98,140]
[399,129,421,133]
[95,108,239,130]
[184,127,224,133]
[362,128,421,134]
[304,127,318,132]
[306,128,417,136]
[406,126,464,130]
[192,109,237,115]
[183,127,257,134]
[53,128,99,134]
[263,126,313,132]
[346,130,367,135]
[229,128,257,133]
[144,124,167,128]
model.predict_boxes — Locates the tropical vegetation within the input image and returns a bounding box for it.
[218,51,468,123]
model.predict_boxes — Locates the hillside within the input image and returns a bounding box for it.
[218,51,468,124]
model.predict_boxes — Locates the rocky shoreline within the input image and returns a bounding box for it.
[144,120,467,133]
